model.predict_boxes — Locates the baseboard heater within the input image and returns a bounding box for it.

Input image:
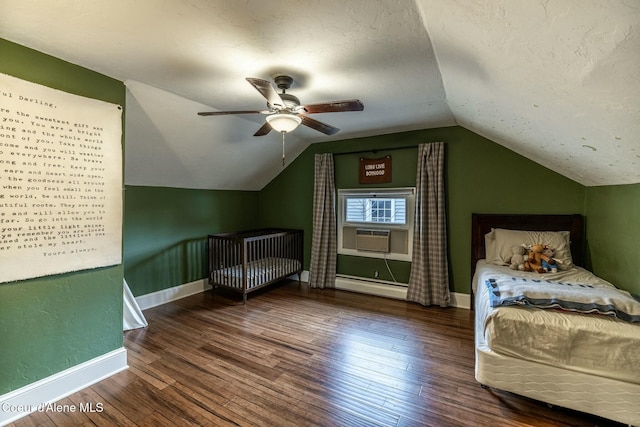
[335,274,408,300]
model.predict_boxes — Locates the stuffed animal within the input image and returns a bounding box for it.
[541,245,560,273]
[524,244,548,273]
[508,245,526,270]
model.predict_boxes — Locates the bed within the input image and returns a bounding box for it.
[207,228,303,303]
[471,214,640,426]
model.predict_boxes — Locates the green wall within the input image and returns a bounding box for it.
[3,31,637,407]
[585,184,640,295]
[0,39,125,394]
[260,127,586,294]
[446,128,586,293]
[123,186,260,296]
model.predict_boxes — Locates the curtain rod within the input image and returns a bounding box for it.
[332,144,419,157]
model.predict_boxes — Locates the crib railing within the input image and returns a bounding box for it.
[207,229,303,302]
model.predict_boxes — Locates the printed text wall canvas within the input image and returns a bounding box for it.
[0,73,123,283]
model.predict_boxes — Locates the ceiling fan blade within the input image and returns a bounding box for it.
[253,122,272,136]
[302,99,364,114]
[301,115,340,135]
[197,110,266,116]
[246,77,286,109]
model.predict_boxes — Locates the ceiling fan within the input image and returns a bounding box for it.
[197,75,364,136]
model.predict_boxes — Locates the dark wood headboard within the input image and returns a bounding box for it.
[470,213,584,309]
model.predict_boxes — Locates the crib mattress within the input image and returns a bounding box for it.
[211,257,301,289]
[474,261,640,385]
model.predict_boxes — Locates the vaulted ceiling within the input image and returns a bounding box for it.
[1,0,638,190]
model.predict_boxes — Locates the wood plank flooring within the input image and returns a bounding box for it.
[10,281,624,427]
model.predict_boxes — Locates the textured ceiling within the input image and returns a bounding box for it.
[1,0,638,189]
[419,0,640,187]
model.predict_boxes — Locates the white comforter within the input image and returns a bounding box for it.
[474,261,640,384]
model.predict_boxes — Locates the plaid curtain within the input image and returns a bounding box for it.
[407,142,450,306]
[309,153,337,289]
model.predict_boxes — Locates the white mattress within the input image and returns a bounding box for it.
[474,261,640,425]
[475,344,640,425]
[474,261,640,385]
[211,257,301,289]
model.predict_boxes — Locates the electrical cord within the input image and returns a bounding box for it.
[383,253,397,282]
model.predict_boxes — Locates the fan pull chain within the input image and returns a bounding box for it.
[281,131,286,167]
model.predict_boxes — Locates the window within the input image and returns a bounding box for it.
[337,188,415,261]
[345,197,406,224]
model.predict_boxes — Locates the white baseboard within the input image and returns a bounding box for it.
[334,274,470,309]
[0,347,128,426]
[287,270,309,282]
[450,291,471,309]
[135,273,470,312]
[136,273,304,311]
[135,278,212,311]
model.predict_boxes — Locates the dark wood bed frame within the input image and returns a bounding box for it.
[469,213,640,425]
[470,213,584,309]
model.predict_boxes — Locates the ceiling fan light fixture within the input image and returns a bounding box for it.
[266,113,302,133]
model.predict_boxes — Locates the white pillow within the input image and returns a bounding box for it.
[485,228,573,269]
[485,229,498,264]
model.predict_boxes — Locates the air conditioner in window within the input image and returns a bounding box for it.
[355,228,390,253]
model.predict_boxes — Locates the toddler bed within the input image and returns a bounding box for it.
[471,214,640,426]
[207,228,303,303]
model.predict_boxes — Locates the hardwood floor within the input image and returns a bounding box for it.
[11,281,624,427]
